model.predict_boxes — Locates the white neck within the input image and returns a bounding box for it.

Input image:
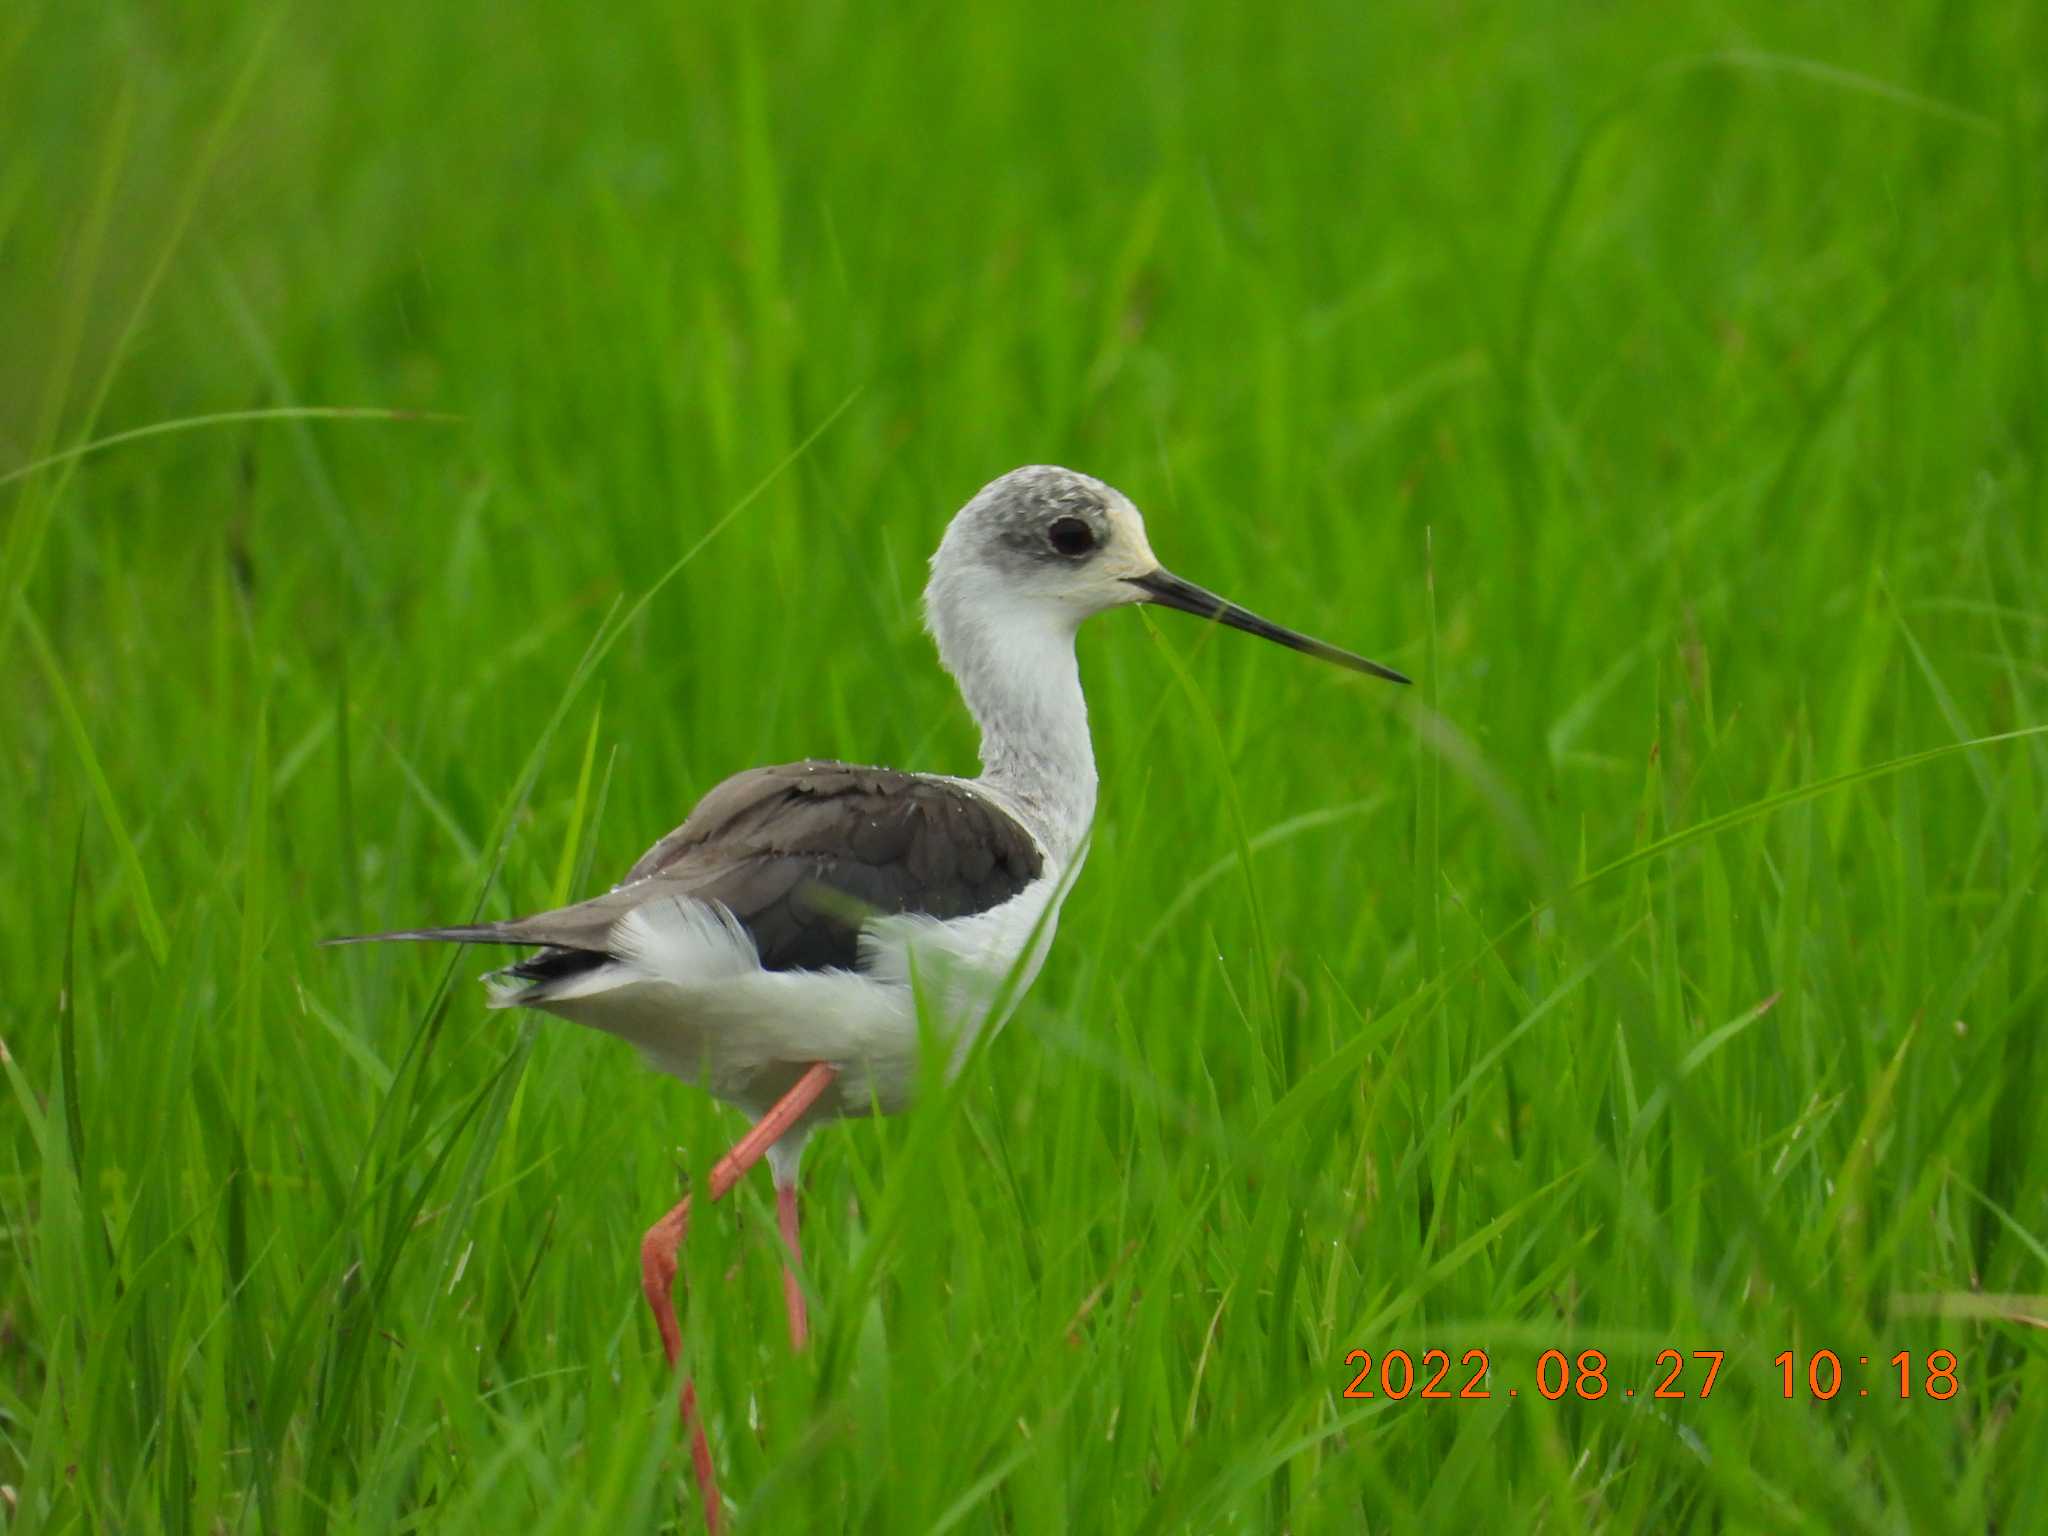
[927,592,1097,868]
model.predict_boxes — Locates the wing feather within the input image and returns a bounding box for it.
[331,761,1046,986]
[619,761,1045,972]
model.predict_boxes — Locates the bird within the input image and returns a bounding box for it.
[330,465,1408,1529]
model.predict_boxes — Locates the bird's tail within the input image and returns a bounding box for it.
[322,918,622,1009]
[321,922,525,948]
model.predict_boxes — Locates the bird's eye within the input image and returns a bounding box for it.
[1047,516,1096,557]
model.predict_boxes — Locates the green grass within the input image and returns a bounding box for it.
[4,2,2047,1531]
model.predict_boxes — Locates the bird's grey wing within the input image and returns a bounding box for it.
[329,759,1044,982]
[320,883,653,955]
[613,760,1045,972]
[323,765,845,955]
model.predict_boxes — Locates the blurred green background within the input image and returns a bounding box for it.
[4,2,2045,1531]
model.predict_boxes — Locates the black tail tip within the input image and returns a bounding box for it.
[319,925,502,949]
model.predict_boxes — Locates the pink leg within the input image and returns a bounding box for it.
[776,1181,808,1351]
[639,1062,838,1532]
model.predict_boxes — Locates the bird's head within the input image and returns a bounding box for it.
[925,464,1410,683]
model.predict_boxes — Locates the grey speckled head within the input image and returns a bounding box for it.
[978,466,1113,561]
[943,466,1154,584]
[926,462,1410,681]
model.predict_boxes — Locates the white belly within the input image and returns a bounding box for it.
[510,871,1071,1120]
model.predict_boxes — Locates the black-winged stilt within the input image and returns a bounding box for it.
[332,464,1408,1527]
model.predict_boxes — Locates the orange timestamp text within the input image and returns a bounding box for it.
[1341,1348,1961,1402]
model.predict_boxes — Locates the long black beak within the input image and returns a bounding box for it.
[1124,567,1411,685]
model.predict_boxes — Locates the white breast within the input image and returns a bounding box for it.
[513,861,1080,1120]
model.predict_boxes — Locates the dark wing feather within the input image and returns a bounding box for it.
[329,762,1045,982]
[615,760,1044,972]
[345,761,1045,986]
